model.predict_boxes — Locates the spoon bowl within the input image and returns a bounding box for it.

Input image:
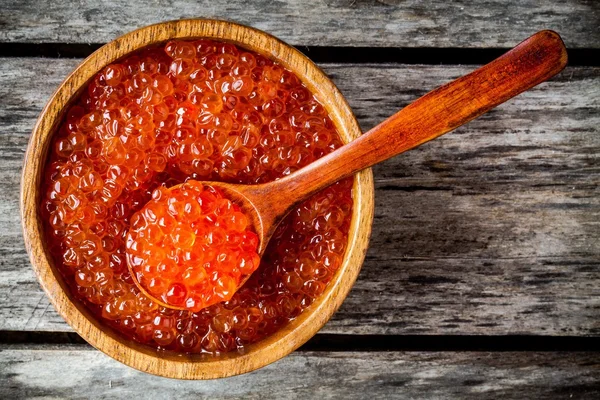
[126,180,273,311]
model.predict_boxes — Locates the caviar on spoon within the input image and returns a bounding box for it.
[127,30,567,312]
[126,181,260,311]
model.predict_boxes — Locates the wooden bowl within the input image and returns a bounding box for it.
[20,19,374,379]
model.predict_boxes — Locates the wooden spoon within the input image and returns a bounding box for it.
[132,30,567,308]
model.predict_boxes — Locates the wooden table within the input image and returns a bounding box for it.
[1,1,598,397]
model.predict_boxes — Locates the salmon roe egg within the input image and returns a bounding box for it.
[126,181,260,311]
[41,39,353,355]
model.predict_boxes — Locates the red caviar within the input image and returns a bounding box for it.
[41,39,353,354]
[126,181,260,311]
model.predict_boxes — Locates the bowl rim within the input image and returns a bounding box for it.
[20,18,374,379]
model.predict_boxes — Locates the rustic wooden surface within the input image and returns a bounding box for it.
[0,0,599,49]
[1,0,599,395]
[1,58,598,335]
[1,345,599,399]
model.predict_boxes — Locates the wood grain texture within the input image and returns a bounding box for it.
[1,345,599,399]
[1,59,599,335]
[0,0,599,49]
[18,19,373,379]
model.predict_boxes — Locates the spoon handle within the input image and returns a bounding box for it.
[275,30,567,203]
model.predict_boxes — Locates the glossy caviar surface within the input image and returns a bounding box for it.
[126,181,260,311]
[41,39,353,354]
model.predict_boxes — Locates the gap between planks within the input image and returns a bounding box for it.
[0,43,599,67]
[1,332,600,352]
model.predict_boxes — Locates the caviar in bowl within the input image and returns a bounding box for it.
[21,19,373,379]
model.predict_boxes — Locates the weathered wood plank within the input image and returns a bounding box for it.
[0,345,599,398]
[0,58,598,334]
[0,1,599,49]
